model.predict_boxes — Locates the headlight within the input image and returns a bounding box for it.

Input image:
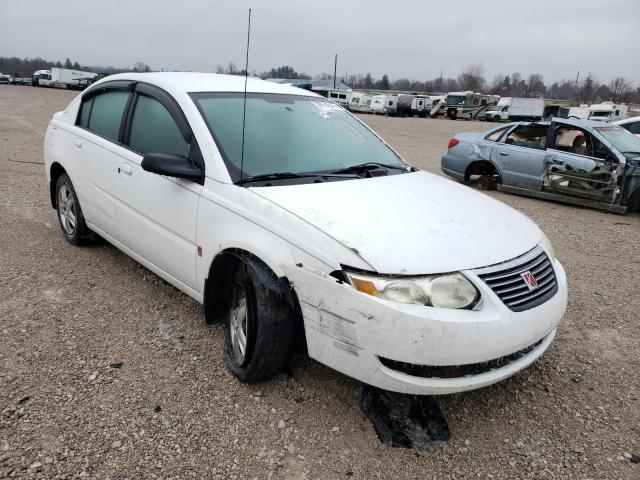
[540,232,556,261]
[345,271,479,309]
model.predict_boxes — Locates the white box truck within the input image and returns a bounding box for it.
[588,102,628,122]
[478,97,544,122]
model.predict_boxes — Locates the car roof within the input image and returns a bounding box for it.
[615,115,640,125]
[89,72,319,97]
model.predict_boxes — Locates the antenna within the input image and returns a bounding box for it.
[239,8,252,183]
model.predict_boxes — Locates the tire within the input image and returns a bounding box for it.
[493,116,501,122]
[224,261,294,383]
[55,173,95,245]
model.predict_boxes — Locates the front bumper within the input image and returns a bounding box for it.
[282,258,567,395]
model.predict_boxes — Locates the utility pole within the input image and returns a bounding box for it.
[574,70,580,104]
[333,54,337,89]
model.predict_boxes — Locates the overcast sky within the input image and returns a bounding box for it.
[1,0,638,84]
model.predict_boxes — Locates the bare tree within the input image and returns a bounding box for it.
[215,64,225,74]
[608,76,634,102]
[509,72,524,96]
[524,73,545,97]
[488,74,504,95]
[227,62,237,75]
[457,64,485,92]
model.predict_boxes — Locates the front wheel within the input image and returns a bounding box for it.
[224,262,294,383]
[55,174,95,245]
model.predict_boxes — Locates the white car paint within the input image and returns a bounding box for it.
[44,72,567,395]
[615,115,640,138]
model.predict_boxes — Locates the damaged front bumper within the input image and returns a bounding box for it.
[282,259,567,395]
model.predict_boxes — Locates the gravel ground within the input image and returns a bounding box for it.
[1,85,639,479]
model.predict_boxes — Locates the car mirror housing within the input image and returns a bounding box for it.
[141,153,202,182]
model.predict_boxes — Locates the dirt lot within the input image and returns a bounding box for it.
[1,85,639,479]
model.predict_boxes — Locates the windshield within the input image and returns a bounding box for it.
[192,93,407,182]
[446,95,468,106]
[486,105,501,111]
[590,111,611,117]
[595,126,640,156]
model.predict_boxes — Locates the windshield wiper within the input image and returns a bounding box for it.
[236,171,357,185]
[328,162,411,175]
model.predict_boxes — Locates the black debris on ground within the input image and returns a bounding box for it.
[631,453,640,464]
[110,362,124,369]
[360,386,450,452]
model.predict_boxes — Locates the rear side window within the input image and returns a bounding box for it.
[79,90,130,142]
[128,95,190,157]
[504,126,547,150]
[485,127,508,142]
[623,121,640,135]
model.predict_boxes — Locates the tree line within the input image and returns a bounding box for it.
[3,55,638,104]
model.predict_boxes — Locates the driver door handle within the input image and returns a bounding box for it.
[73,138,83,149]
[499,151,509,156]
[118,164,133,175]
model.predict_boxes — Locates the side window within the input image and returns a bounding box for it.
[553,127,610,160]
[128,95,190,157]
[485,127,509,142]
[79,90,130,142]
[504,126,547,150]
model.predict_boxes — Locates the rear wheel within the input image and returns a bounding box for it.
[224,262,294,383]
[55,174,94,245]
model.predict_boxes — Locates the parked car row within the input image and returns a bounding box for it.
[0,74,35,85]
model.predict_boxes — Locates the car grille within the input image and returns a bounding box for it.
[473,246,558,312]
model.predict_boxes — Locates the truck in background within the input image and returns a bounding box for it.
[478,97,545,122]
[33,68,98,90]
[568,105,590,119]
[588,102,628,122]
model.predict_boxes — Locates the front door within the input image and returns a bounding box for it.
[114,85,203,289]
[544,123,620,203]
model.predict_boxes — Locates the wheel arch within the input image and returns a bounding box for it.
[204,248,301,324]
[627,185,640,213]
[49,162,67,209]
[464,159,502,184]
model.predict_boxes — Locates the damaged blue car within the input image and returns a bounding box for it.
[441,118,640,214]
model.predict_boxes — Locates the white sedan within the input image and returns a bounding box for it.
[44,72,567,394]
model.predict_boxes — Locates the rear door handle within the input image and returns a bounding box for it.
[499,151,509,156]
[118,164,133,175]
[73,138,83,149]
[546,156,564,165]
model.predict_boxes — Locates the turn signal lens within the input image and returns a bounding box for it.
[448,138,460,149]
[351,278,378,296]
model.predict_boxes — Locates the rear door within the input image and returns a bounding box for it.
[114,83,204,288]
[489,123,548,190]
[543,123,620,203]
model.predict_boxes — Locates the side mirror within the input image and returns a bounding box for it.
[141,153,202,182]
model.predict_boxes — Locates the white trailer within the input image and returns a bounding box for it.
[348,92,373,113]
[371,94,387,114]
[324,89,351,107]
[478,97,545,122]
[588,102,628,122]
[568,105,590,119]
[50,67,98,90]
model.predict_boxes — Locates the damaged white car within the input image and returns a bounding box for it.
[44,72,567,395]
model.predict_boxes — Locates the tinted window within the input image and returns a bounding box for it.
[83,90,130,141]
[78,97,93,128]
[129,95,189,157]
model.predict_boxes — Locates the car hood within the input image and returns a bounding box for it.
[250,171,542,274]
